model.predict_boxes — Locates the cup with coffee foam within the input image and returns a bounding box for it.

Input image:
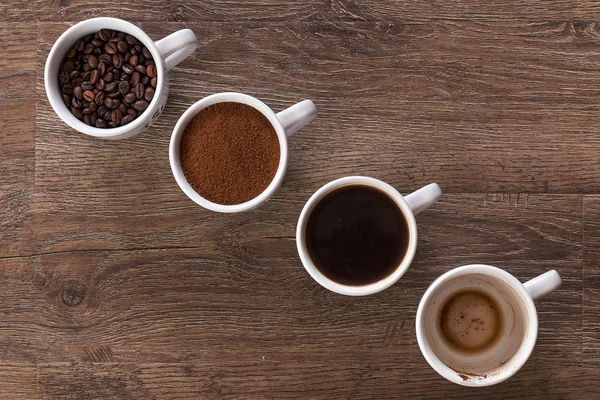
[416,265,561,386]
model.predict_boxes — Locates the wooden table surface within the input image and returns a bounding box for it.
[1,1,600,398]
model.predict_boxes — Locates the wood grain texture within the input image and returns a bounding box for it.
[35,363,600,400]
[0,1,599,397]
[0,25,36,257]
[3,0,600,22]
[583,196,600,368]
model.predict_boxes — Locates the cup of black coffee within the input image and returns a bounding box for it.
[45,17,197,139]
[296,176,442,296]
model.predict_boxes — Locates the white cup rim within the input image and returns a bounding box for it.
[416,264,539,386]
[295,176,418,296]
[44,17,166,138]
[169,92,288,213]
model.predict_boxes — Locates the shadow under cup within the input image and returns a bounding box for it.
[419,271,534,383]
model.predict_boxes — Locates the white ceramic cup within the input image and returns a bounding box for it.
[45,17,198,140]
[296,177,442,296]
[170,92,317,212]
[416,265,562,387]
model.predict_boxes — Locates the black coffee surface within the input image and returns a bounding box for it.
[305,184,410,286]
[438,290,504,355]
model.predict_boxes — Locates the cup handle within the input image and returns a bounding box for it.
[404,183,442,215]
[523,270,562,301]
[155,29,198,71]
[276,100,317,137]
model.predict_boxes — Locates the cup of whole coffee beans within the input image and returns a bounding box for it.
[45,18,197,140]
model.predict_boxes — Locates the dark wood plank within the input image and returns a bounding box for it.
[4,0,600,22]
[0,363,38,399]
[0,24,36,257]
[583,196,600,368]
[34,21,600,253]
[1,195,580,369]
[0,1,325,23]
[36,362,598,399]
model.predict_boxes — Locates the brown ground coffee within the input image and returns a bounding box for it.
[180,102,280,205]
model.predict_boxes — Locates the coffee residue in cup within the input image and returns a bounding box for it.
[179,102,280,205]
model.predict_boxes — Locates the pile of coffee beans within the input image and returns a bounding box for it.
[58,29,157,128]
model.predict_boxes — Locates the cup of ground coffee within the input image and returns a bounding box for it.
[296,176,442,296]
[170,92,317,212]
[45,17,197,140]
[416,265,562,386]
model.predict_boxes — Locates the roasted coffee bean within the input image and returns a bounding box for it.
[112,53,123,68]
[71,106,83,119]
[97,61,106,76]
[91,39,105,47]
[62,84,73,95]
[85,54,98,68]
[111,109,122,124]
[66,47,77,58]
[99,53,112,65]
[60,29,155,128]
[144,87,155,102]
[94,91,105,106]
[133,99,149,111]
[105,81,117,92]
[97,29,112,42]
[59,71,70,85]
[95,78,105,90]
[125,35,138,45]
[75,39,85,52]
[72,97,82,109]
[62,60,75,73]
[123,92,136,104]
[117,41,128,53]
[121,114,134,125]
[130,72,141,86]
[146,65,156,78]
[105,41,118,54]
[134,83,144,99]
[84,43,95,54]
[135,64,147,75]
[122,64,134,74]
[73,85,83,100]
[90,69,99,84]
[119,80,130,95]
[83,90,95,102]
